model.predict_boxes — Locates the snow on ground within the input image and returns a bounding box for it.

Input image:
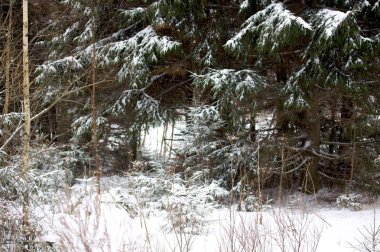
[317,207,379,251]
[141,120,186,159]
[36,178,380,252]
[29,123,378,251]
[179,206,380,252]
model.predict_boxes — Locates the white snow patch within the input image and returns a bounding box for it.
[316,9,349,38]
[34,174,380,252]
[141,120,186,159]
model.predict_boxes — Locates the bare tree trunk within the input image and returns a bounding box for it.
[22,0,31,247]
[91,1,101,195]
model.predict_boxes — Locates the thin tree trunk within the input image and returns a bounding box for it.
[257,140,263,224]
[131,129,138,162]
[349,127,356,189]
[168,120,175,160]
[22,0,31,247]
[91,2,101,195]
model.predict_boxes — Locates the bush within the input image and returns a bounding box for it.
[336,193,363,211]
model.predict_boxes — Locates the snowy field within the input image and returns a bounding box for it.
[7,121,376,252]
[31,175,380,252]
[34,121,374,252]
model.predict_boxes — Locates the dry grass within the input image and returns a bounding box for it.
[218,205,323,252]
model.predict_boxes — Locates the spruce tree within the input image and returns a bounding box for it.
[32,0,380,195]
[225,0,380,192]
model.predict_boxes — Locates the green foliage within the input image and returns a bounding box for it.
[283,7,376,108]
[98,26,181,86]
[178,106,258,190]
[9,0,380,197]
[225,3,312,60]
[193,68,266,129]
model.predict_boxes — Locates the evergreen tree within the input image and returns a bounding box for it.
[15,0,380,196]
[225,0,380,192]
[35,0,183,172]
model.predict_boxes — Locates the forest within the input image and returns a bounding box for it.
[0,0,380,251]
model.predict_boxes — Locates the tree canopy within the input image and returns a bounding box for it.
[1,0,380,195]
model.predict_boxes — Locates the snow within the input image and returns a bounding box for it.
[26,150,380,252]
[35,181,380,252]
[193,69,267,105]
[315,9,349,39]
[40,197,146,251]
[141,120,186,159]
[7,122,378,252]
[225,3,311,54]
[37,25,181,85]
[52,22,79,44]
[74,18,95,43]
[255,112,275,139]
[317,208,380,251]
[239,0,248,11]
[121,7,146,23]
[35,56,83,84]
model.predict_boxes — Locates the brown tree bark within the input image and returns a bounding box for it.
[91,1,101,195]
[22,0,31,247]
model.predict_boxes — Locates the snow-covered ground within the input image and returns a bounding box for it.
[4,122,372,252]
[140,120,186,160]
[29,121,378,252]
[33,176,380,252]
